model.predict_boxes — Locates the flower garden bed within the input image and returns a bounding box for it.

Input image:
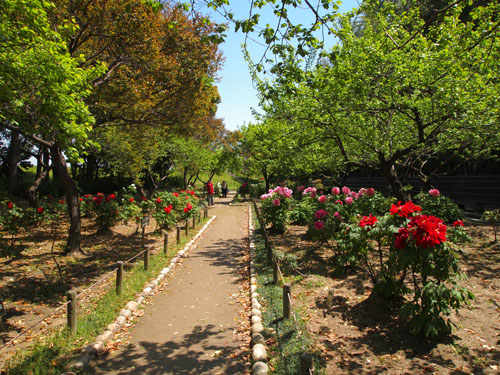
[265,221,499,374]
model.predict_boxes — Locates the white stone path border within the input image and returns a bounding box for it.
[248,205,269,375]
[68,215,217,372]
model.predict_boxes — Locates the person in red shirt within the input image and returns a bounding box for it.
[206,180,214,206]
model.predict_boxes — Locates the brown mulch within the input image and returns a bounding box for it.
[270,222,500,375]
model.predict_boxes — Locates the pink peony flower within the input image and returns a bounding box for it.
[342,186,350,195]
[314,221,325,230]
[331,186,340,195]
[272,198,281,207]
[366,188,375,197]
[345,197,353,205]
[429,189,440,197]
[318,195,327,203]
[335,200,343,205]
[334,211,342,221]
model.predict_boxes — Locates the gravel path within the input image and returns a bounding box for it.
[88,192,249,374]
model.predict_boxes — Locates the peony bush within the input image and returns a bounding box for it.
[260,186,293,233]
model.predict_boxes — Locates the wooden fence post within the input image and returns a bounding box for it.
[116,261,124,295]
[283,283,291,319]
[192,217,196,229]
[163,231,168,254]
[204,206,208,218]
[273,259,279,285]
[299,353,314,375]
[67,290,77,334]
[197,212,201,224]
[144,246,150,271]
[176,225,181,244]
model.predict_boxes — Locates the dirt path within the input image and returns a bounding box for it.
[88,193,249,375]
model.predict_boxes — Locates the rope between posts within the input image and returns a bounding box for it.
[123,247,148,264]
[0,300,71,350]
[76,268,118,300]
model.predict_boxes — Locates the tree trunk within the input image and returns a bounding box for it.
[381,163,411,202]
[51,145,84,256]
[183,166,188,190]
[7,129,20,193]
[26,152,50,207]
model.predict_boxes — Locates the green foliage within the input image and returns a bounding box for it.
[91,193,120,231]
[290,197,316,225]
[415,190,463,224]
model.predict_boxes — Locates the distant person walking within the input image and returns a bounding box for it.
[206,180,214,206]
[221,180,228,198]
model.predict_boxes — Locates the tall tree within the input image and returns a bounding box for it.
[0,0,103,254]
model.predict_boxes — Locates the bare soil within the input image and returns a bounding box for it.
[270,222,500,375]
[0,216,177,369]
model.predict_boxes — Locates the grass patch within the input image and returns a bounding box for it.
[3,216,210,374]
[251,208,324,374]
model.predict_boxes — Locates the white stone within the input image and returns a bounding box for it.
[161,267,170,274]
[116,316,127,326]
[143,287,152,295]
[252,323,264,334]
[96,330,113,344]
[107,323,120,333]
[251,285,257,293]
[251,292,259,299]
[251,333,265,346]
[136,296,144,305]
[72,354,91,370]
[252,344,267,362]
[251,315,262,325]
[251,309,262,317]
[83,341,104,357]
[252,361,269,375]
[252,299,261,309]
[119,309,132,318]
[126,301,139,311]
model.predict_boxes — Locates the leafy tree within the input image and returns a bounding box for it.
[255,0,500,200]
[0,0,103,254]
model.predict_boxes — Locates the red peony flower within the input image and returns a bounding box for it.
[156,198,162,204]
[359,214,378,229]
[394,227,410,249]
[408,215,447,248]
[164,207,171,213]
[7,202,13,209]
[129,197,134,202]
[37,207,44,213]
[173,192,179,197]
[79,197,83,201]
[389,201,422,218]
[453,220,464,227]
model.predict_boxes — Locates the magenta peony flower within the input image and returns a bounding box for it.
[345,197,353,205]
[342,186,350,195]
[318,195,327,203]
[315,209,328,219]
[331,186,340,195]
[334,211,342,221]
[366,188,375,197]
[314,221,325,230]
[272,198,281,206]
[429,189,440,197]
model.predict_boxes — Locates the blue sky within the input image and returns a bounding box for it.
[204,0,360,131]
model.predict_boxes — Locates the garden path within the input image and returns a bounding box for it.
[88,192,249,374]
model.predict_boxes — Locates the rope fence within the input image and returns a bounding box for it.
[0,214,196,351]
[251,198,315,375]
